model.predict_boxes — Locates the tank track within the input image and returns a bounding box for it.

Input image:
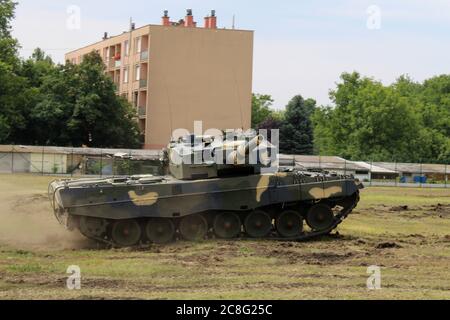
[57,191,360,248]
[261,192,360,242]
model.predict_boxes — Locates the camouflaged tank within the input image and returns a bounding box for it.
[49,132,363,247]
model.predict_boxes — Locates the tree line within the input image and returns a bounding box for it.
[252,72,450,164]
[0,0,141,148]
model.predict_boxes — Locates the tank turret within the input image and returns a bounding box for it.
[167,131,277,180]
[226,134,263,164]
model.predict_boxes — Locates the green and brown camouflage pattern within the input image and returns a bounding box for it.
[50,171,362,221]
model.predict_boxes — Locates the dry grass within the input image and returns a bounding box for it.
[0,174,449,300]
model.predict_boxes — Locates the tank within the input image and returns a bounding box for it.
[49,131,363,247]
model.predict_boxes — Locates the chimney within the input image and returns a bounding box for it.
[209,10,217,29]
[103,32,108,40]
[185,8,195,27]
[204,15,210,28]
[162,10,170,26]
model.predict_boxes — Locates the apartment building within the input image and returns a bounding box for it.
[65,10,254,149]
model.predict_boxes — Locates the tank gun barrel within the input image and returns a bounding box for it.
[227,135,264,164]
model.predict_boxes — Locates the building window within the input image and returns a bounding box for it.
[115,71,120,84]
[402,172,412,177]
[133,91,139,107]
[124,40,129,56]
[123,67,129,83]
[135,37,142,53]
[135,65,140,81]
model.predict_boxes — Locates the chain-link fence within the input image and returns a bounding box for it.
[0,145,164,177]
[0,145,448,188]
[278,155,449,188]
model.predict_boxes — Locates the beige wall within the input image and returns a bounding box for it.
[65,24,253,149]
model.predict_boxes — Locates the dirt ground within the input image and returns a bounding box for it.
[0,174,449,300]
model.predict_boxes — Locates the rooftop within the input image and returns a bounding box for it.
[65,9,253,56]
[0,145,161,161]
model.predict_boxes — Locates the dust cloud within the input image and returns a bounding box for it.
[0,193,93,250]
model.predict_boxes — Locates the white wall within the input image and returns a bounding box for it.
[30,153,67,174]
[0,152,31,173]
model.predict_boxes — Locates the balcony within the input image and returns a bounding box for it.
[138,106,146,117]
[107,58,121,69]
[139,79,148,88]
[140,51,149,61]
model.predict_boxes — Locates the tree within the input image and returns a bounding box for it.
[251,94,274,128]
[0,0,19,66]
[31,52,142,148]
[420,75,450,137]
[416,75,450,162]
[21,48,54,86]
[0,0,28,143]
[279,95,316,155]
[257,114,284,141]
[0,1,142,148]
[312,72,450,162]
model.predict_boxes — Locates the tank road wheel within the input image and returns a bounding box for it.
[244,210,272,238]
[276,210,303,238]
[111,220,142,247]
[179,214,208,241]
[145,218,175,244]
[306,204,335,232]
[79,216,107,239]
[213,212,242,239]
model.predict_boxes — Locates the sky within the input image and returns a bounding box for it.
[11,0,450,108]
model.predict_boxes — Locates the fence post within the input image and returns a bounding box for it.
[41,146,45,175]
[100,149,103,178]
[112,156,115,178]
[11,145,14,173]
[71,148,74,177]
[445,163,448,188]
[420,162,423,188]
[129,149,132,176]
[370,160,373,187]
[394,160,398,187]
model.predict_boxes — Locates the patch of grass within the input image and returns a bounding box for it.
[360,187,450,207]
[7,262,43,273]
[0,176,450,300]
[238,245,255,255]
